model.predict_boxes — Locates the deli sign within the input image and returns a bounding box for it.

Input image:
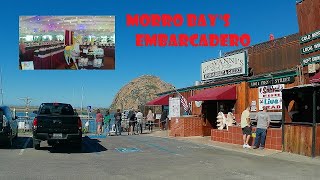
[201,52,247,81]
[258,84,284,110]
[249,76,294,88]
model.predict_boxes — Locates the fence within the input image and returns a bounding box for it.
[17,117,160,134]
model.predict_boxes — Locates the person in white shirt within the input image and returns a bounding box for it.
[240,106,252,148]
[136,110,143,134]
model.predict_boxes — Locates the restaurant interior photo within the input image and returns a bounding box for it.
[19,16,115,70]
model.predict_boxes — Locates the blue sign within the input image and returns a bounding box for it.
[116,147,141,153]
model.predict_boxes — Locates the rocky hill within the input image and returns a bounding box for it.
[110,75,174,110]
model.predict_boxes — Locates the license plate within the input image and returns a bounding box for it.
[52,133,63,139]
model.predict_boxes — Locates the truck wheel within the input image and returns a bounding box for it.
[6,137,13,148]
[33,139,40,150]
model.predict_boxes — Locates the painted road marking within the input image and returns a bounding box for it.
[127,136,183,156]
[86,134,107,139]
[19,137,31,155]
[115,147,142,153]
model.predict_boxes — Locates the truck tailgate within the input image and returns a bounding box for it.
[36,115,79,134]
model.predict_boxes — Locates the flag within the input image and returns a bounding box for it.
[180,95,189,112]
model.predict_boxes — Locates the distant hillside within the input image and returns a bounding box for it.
[110,75,174,110]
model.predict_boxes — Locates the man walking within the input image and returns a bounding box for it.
[253,106,271,150]
[241,106,251,148]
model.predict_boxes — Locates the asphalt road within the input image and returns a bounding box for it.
[0,134,319,180]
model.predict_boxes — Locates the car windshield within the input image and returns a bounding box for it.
[39,103,74,115]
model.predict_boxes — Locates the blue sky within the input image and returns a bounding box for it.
[1,0,299,108]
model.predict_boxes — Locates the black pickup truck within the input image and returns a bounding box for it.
[32,103,82,150]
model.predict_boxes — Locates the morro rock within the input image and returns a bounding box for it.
[110,75,174,110]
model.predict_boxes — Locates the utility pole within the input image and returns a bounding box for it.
[0,67,3,105]
[18,97,34,117]
[81,86,84,114]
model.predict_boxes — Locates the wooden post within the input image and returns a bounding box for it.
[312,89,316,158]
[282,97,285,152]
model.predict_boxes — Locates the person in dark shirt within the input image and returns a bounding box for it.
[114,109,122,136]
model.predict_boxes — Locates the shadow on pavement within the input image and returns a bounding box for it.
[31,136,108,154]
[0,136,32,149]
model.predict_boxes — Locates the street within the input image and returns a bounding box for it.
[0,133,319,180]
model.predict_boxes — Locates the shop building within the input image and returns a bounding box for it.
[280,0,320,157]
[148,0,320,156]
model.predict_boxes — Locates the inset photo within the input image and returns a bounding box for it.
[19,16,115,70]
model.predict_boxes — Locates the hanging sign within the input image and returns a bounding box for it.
[201,52,247,81]
[301,54,320,65]
[300,29,320,44]
[249,76,294,88]
[301,42,320,55]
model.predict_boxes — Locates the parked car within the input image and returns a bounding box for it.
[32,103,82,150]
[0,106,18,146]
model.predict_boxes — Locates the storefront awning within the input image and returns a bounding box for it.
[188,85,236,101]
[146,95,169,106]
[310,72,320,83]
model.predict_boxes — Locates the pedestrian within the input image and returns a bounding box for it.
[146,109,154,132]
[241,106,252,148]
[160,110,168,131]
[136,110,143,134]
[253,106,271,150]
[104,110,111,136]
[128,109,136,135]
[96,109,103,135]
[114,109,122,136]
[84,120,89,134]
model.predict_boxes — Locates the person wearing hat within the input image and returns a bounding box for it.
[253,106,271,150]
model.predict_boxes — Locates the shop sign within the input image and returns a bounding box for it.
[301,42,320,55]
[258,84,284,99]
[259,97,282,110]
[301,54,320,65]
[251,101,257,112]
[169,97,180,120]
[201,52,247,81]
[249,76,294,88]
[300,29,320,44]
[195,101,202,108]
[258,84,284,110]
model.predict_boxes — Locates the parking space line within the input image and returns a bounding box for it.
[19,137,31,155]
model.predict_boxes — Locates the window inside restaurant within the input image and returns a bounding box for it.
[284,89,320,123]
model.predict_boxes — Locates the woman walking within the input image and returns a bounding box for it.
[96,109,103,135]
[146,109,154,132]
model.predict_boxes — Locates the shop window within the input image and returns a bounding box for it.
[284,91,318,123]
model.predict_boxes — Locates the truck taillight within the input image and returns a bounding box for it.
[78,118,82,130]
[33,117,38,127]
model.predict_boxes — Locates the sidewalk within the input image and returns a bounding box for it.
[145,130,320,165]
